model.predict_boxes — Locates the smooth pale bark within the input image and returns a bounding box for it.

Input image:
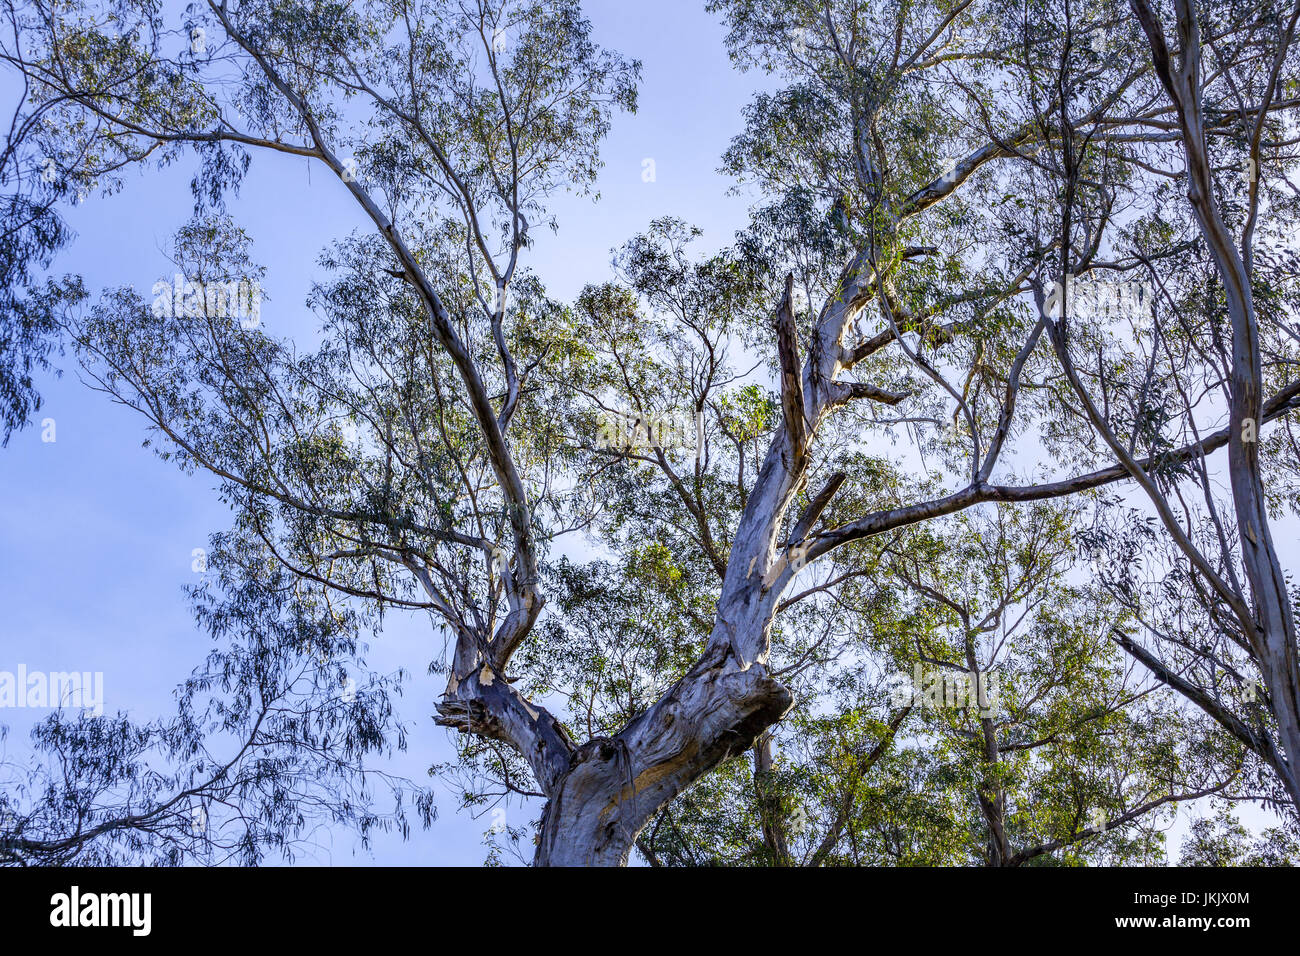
[1130,0,1300,808]
[527,254,879,865]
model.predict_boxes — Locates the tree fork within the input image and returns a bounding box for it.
[534,648,794,866]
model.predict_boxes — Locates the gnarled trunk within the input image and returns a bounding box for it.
[534,647,793,866]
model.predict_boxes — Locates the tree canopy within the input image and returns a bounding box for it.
[2,0,1299,866]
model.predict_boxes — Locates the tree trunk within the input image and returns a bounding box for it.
[1132,0,1300,810]
[754,733,792,865]
[533,644,793,866]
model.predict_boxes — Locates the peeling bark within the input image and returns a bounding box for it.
[534,647,793,866]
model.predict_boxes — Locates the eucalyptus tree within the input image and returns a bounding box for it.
[0,0,73,443]
[2,0,1299,867]
[1179,808,1300,865]
[878,503,1239,866]
[975,0,1300,813]
[543,0,1299,863]
[601,500,1235,867]
[1,0,639,864]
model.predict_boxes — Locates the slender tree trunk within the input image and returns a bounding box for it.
[1132,0,1300,809]
[1180,66,1300,809]
[966,632,1010,867]
[754,733,792,865]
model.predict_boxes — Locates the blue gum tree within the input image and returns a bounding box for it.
[1,0,1299,865]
